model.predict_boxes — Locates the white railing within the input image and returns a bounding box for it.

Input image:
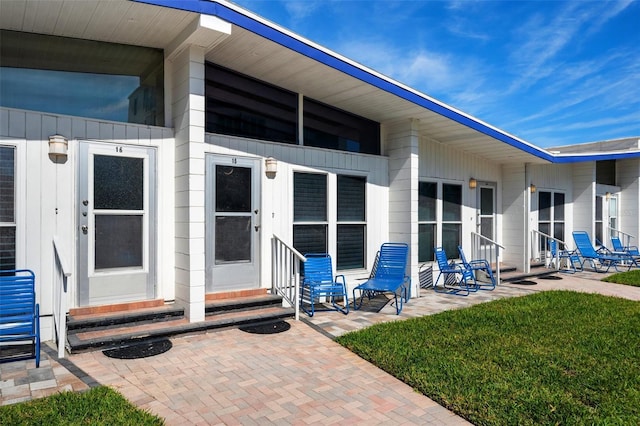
[52,236,71,359]
[531,230,568,272]
[271,235,306,321]
[470,232,505,284]
[608,227,635,249]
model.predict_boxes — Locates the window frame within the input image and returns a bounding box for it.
[418,180,463,262]
[0,143,21,271]
[336,175,367,270]
[538,190,566,248]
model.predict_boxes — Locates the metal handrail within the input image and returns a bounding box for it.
[531,230,568,272]
[271,234,306,321]
[52,236,71,359]
[607,227,635,249]
[470,232,505,284]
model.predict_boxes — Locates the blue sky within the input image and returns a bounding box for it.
[232,0,639,148]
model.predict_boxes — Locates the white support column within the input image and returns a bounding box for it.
[170,46,206,322]
[386,119,419,298]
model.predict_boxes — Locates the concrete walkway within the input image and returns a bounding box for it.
[2,271,639,425]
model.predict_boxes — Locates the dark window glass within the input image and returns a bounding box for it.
[95,215,143,269]
[442,184,462,221]
[216,166,251,213]
[293,225,327,254]
[294,173,327,222]
[595,196,603,220]
[480,187,493,215]
[0,30,163,125]
[596,160,616,186]
[0,227,16,271]
[337,176,365,221]
[481,218,493,240]
[303,98,380,155]
[337,225,365,269]
[554,223,565,244]
[442,223,461,259]
[205,63,297,143]
[0,146,15,223]
[419,182,437,222]
[215,216,251,263]
[554,193,565,221]
[539,223,550,250]
[94,155,144,210]
[539,192,551,221]
[419,223,435,262]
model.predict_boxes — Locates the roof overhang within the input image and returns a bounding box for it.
[2,0,639,165]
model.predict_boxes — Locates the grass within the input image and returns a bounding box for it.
[336,291,640,425]
[0,386,164,425]
[602,269,640,287]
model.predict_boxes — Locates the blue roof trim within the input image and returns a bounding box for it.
[133,0,640,164]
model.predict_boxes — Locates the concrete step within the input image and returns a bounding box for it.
[66,294,294,353]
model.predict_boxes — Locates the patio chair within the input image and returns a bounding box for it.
[548,240,582,274]
[572,231,636,272]
[434,247,474,296]
[611,236,640,259]
[353,243,409,315]
[300,254,349,317]
[457,246,496,290]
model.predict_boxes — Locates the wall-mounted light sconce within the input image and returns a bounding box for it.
[48,134,68,162]
[605,192,611,200]
[530,184,536,193]
[469,178,477,189]
[265,157,277,178]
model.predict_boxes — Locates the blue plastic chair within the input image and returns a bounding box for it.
[353,243,409,315]
[572,231,635,272]
[457,246,496,290]
[434,247,474,296]
[548,240,582,273]
[300,254,349,317]
[611,236,640,258]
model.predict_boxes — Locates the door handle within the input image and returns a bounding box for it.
[254,225,260,232]
[81,225,88,234]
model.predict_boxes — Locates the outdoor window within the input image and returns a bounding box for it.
[205,63,297,144]
[538,191,565,248]
[337,175,366,269]
[0,146,16,271]
[303,98,380,155]
[418,181,462,261]
[0,30,164,125]
[418,182,436,262]
[293,173,327,255]
[609,196,618,232]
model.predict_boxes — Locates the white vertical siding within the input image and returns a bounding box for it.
[572,162,595,238]
[204,132,389,290]
[0,107,173,341]
[617,159,640,242]
[501,163,527,269]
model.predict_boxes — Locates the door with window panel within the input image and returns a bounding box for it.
[78,142,156,306]
[206,156,260,291]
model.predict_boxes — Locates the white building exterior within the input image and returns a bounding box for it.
[1,0,639,343]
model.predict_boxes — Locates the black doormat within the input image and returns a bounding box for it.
[513,280,537,285]
[539,275,563,280]
[239,320,290,334]
[103,339,172,359]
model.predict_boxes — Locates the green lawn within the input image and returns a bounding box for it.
[336,291,640,425]
[0,386,164,425]
[602,269,640,287]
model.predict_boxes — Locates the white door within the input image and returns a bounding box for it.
[478,184,496,243]
[206,155,260,292]
[77,142,156,306]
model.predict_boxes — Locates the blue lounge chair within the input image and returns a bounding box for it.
[611,236,640,259]
[548,240,582,273]
[572,231,635,272]
[457,246,496,290]
[300,254,349,317]
[434,247,474,296]
[353,243,409,315]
